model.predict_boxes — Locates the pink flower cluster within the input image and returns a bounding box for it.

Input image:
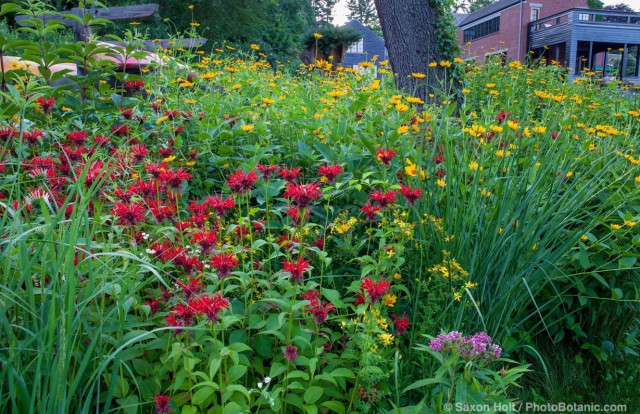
[429,331,502,361]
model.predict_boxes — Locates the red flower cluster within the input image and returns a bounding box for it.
[375,147,396,165]
[301,290,335,324]
[318,163,343,182]
[359,277,391,303]
[210,252,239,279]
[283,182,322,207]
[227,169,258,194]
[282,256,310,283]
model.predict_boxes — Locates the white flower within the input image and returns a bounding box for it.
[257,382,263,389]
[263,376,271,384]
[146,248,156,254]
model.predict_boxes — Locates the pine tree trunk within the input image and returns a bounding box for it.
[373,0,447,100]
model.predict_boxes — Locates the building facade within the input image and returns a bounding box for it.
[343,19,387,69]
[456,0,588,63]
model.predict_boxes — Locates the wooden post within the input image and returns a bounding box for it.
[587,41,593,72]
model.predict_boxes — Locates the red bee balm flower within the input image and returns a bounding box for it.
[375,148,396,165]
[370,190,397,208]
[124,80,145,91]
[399,184,423,205]
[159,168,192,189]
[226,169,258,194]
[278,166,302,181]
[112,202,145,225]
[153,394,171,414]
[35,97,55,113]
[257,163,280,179]
[210,253,239,279]
[283,344,298,364]
[318,163,343,182]
[392,314,411,335]
[282,256,310,283]
[360,277,391,303]
[283,182,322,207]
[361,203,381,221]
[189,292,229,322]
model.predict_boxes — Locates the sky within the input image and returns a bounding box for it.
[332,0,640,25]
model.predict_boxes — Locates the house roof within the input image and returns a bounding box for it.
[459,0,521,27]
[453,13,468,25]
[346,19,385,44]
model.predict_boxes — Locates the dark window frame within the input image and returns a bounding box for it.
[463,16,501,43]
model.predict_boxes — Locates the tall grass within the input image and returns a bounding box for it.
[0,151,165,413]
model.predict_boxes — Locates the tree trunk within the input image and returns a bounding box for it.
[373,0,448,100]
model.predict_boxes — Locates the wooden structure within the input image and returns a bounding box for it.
[529,8,640,81]
[14,4,206,75]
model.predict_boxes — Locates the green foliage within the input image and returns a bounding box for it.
[310,0,339,26]
[587,0,604,9]
[1,1,639,412]
[302,25,362,53]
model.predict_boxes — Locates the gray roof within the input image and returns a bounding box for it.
[459,0,521,27]
[453,13,468,25]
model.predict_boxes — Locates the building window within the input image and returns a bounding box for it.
[347,39,364,54]
[531,7,540,21]
[463,16,500,43]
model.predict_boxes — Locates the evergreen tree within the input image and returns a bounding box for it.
[311,0,338,26]
[346,0,377,25]
[468,0,495,12]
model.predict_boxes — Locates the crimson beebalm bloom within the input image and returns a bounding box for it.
[370,189,397,208]
[153,393,171,414]
[210,253,239,279]
[227,169,258,194]
[189,292,229,322]
[361,203,381,221]
[283,344,298,364]
[191,230,218,252]
[124,80,145,92]
[256,163,280,179]
[283,182,322,207]
[66,130,89,145]
[360,277,391,303]
[375,147,396,165]
[286,206,309,226]
[399,184,422,205]
[131,144,149,162]
[160,167,191,189]
[205,194,235,216]
[110,124,130,137]
[301,290,335,324]
[177,276,204,300]
[318,163,343,182]
[0,127,18,141]
[35,97,55,113]
[112,202,145,225]
[282,256,310,283]
[23,129,45,146]
[392,314,411,335]
[278,166,302,181]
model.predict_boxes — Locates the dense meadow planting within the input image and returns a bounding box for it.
[1,6,640,413]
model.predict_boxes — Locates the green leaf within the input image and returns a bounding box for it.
[321,400,346,414]
[209,359,221,378]
[227,365,247,382]
[330,368,355,378]
[619,256,636,269]
[403,377,445,393]
[304,386,323,404]
[191,386,215,405]
[255,335,273,358]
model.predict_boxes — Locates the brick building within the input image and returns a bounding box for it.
[456,0,640,80]
[456,0,588,63]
